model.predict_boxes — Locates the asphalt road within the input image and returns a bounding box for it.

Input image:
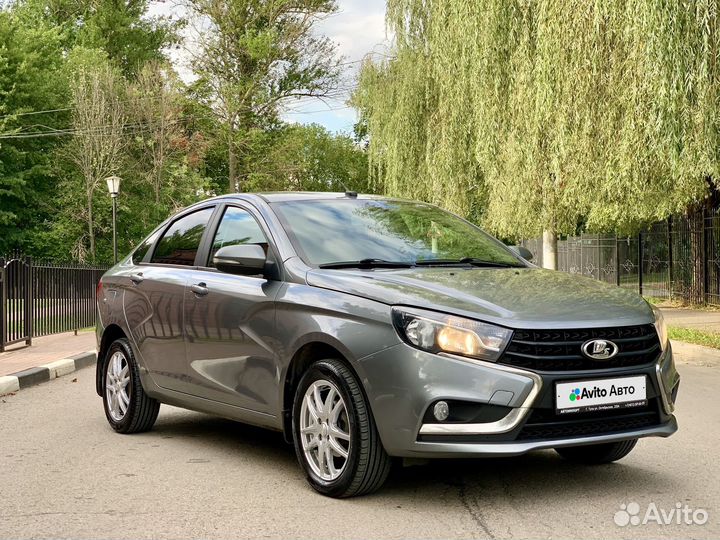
[0,362,718,539]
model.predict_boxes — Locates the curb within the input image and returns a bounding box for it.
[0,350,96,395]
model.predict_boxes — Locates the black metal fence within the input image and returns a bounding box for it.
[522,209,720,305]
[0,252,109,351]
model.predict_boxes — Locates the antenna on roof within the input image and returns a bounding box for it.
[340,183,358,198]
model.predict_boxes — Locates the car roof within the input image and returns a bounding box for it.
[203,191,400,204]
[235,191,389,203]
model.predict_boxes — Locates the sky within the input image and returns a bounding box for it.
[151,0,390,135]
[283,0,390,134]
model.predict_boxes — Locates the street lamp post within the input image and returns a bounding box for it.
[105,176,121,264]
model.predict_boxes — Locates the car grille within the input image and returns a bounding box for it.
[516,401,662,441]
[501,324,660,371]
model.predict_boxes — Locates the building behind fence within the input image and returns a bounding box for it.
[522,208,720,305]
[0,252,109,351]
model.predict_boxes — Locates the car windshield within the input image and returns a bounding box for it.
[271,198,523,267]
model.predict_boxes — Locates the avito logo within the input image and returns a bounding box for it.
[614,502,709,527]
[568,384,636,402]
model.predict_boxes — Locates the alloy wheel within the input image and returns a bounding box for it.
[106,351,131,422]
[299,379,351,481]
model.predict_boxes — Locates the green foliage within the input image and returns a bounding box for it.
[18,0,178,76]
[0,10,69,252]
[243,123,369,193]
[356,0,720,238]
[668,326,720,349]
[125,62,211,223]
[0,0,369,261]
[188,0,344,192]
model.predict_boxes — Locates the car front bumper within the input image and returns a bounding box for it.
[357,341,679,458]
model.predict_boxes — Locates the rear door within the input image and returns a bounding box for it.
[183,204,283,414]
[123,205,217,393]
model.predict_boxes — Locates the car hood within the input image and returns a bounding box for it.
[306,267,654,329]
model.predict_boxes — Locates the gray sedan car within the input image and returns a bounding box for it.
[95,192,679,497]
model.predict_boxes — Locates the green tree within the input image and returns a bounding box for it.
[187,0,343,193]
[243,123,371,193]
[0,11,69,253]
[19,0,177,77]
[356,0,720,270]
[1,0,365,261]
[126,62,211,225]
[64,49,126,261]
[0,0,178,257]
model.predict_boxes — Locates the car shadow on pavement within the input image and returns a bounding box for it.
[149,412,298,461]
[381,451,676,503]
[144,411,674,502]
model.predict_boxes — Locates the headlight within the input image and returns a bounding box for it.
[392,307,512,361]
[652,304,669,352]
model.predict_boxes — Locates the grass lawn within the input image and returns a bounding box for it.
[644,296,669,305]
[669,326,720,349]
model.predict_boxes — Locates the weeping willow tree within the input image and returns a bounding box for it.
[355,0,720,269]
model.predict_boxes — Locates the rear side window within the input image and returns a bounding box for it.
[151,207,214,266]
[209,207,268,266]
[132,230,160,264]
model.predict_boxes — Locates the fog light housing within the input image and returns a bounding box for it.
[433,401,450,422]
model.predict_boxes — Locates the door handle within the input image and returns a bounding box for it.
[130,273,144,284]
[190,282,209,296]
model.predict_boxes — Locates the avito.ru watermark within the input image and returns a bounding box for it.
[614,502,709,527]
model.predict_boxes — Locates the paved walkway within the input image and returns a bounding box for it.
[660,307,720,333]
[0,331,95,376]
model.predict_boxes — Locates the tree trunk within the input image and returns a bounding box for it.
[154,171,161,205]
[542,229,558,270]
[86,187,95,262]
[228,138,237,193]
[688,202,705,304]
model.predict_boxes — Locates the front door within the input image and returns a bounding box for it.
[183,205,282,414]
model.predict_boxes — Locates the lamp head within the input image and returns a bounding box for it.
[106,176,121,197]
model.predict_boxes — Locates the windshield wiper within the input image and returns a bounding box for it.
[319,257,523,269]
[318,258,414,269]
[414,257,523,268]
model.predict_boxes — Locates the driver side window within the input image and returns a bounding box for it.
[209,207,268,267]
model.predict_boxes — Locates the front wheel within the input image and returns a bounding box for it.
[292,359,392,497]
[555,439,638,464]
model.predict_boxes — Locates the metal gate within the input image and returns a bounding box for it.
[0,254,32,351]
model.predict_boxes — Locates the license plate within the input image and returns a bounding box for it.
[555,375,647,415]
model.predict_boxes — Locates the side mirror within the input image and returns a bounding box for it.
[508,245,534,261]
[213,244,266,275]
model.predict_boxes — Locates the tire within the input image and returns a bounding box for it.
[555,439,638,464]
[292,358,392,498]
[102,338,160,434]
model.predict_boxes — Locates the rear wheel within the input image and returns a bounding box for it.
[102,338,160,434]
[555,439,638,464]
[292,359,391,497]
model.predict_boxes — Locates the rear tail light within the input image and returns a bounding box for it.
[96,279,103,302]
